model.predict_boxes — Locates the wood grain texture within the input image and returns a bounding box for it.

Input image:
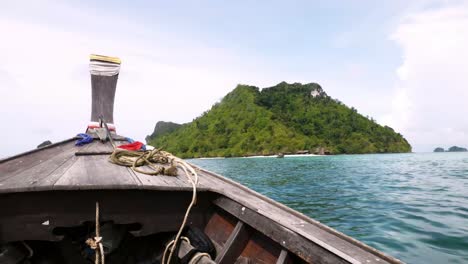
[0,141,76,182]
[54,155,138,187]
[215,221,251,264]
[204,210,237,251]
[214,197,348,264]
[0,144,77,191]
[276,250,292,264]
[132,168,193,190]
[75,141,116,155]
[240,231,281,264]
[0,138,76,164]
[36,156,78,187]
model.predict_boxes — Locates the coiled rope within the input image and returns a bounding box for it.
[109,148,178,176]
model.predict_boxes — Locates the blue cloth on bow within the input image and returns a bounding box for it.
[75,133,93,146]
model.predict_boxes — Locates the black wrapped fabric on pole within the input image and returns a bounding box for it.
[89,54,121,126]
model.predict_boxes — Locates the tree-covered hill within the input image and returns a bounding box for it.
[146,121,182,142]
[147,82,411,158]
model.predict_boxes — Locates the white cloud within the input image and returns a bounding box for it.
[382,2,468,151]
[0,1,277,157]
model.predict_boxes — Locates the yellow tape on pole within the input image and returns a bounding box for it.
[90,54,121,64]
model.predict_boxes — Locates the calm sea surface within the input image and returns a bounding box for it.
[189,153,468,264]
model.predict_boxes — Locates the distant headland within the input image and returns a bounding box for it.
[434,146,467,152]
[147,82,412,158]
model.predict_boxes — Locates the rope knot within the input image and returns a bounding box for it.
[85,236,103,250]
[88,202,105,264]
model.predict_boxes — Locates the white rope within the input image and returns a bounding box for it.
[86,202,105,264]
[189,252,212,264]
[163,158,199,264]
[162,236,190,264]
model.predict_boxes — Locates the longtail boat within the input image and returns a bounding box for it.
[0,55,403,264]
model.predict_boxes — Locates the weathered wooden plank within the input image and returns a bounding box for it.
[95,142,114,152]
[75,151,113,156]
[239,231,282,264]
[76,141,113,154]
[35,156,79,187]
[125,167,143,186]
[75,142,92,152]
[52,157,90,186]
[276,250,292,264]
[86,155,138,186]
[0,138,76,164]
[75,140,131,156]
[240,232,281,263]
[111,134,128,141]
[0,143,77,190]
[214,197,349,264]
[204,210,237,251]
[0,155,74,190]
[198,171,222,189]
[215,221,251,264]
[0,141,76,181]
[54,155,137,186]
[133,171,175,187]
[128,169,166,186]
[168,172,193,187]
[132,167,192,189]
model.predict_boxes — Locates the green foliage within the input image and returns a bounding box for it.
[148,82,412,158]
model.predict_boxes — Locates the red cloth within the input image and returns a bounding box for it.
[118,141,144,151]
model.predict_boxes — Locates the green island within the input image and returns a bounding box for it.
[434,146,468,152]
[147,82,411,158]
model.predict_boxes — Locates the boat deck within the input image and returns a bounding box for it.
[0,138,402,264]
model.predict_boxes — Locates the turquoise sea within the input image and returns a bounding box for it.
[190,153,468,264]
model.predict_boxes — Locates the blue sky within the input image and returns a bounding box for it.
[1,0,467,156]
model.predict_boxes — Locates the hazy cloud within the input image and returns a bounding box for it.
[383,2,468,151]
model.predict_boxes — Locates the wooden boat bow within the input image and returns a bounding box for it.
[0,55,404,264]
